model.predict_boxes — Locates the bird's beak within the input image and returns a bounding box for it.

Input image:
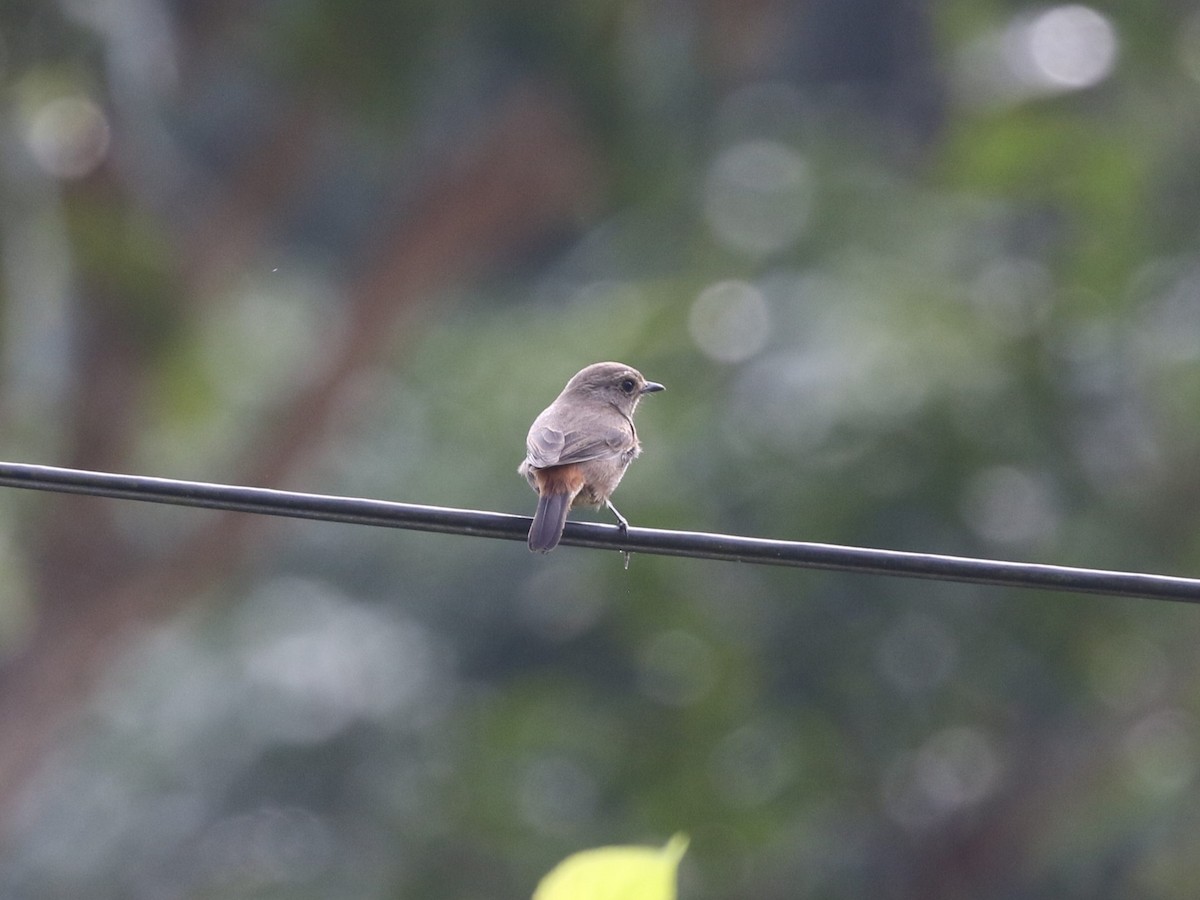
[641,381,665,394]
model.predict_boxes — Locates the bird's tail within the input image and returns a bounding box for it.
[528,490,573,552]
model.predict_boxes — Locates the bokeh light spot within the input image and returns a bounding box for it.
[24,95,111,179]
[1123,710,1198,797]
[883,726,1002,830]
[637,629,717,707]
[518,564,608,641]
[876,613,958,696]
[197,806,332,888]
[956,4,1119,105]
[519,756,598,836]
[968,258,1053,338]
[916,727,1001,810]
[961,466,1061,548]
[709,721,793,809]
[1178,11,1200,84]
[1087,634,1168,713]
[237,578,435,744]
[689,279,770,363]
[1024,5,1117,88]
[705,140,813,256]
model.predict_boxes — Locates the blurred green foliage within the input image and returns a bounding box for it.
[3,1,1200,898]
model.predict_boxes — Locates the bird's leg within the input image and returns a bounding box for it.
[604,500,633,569]
[604,499,629,533]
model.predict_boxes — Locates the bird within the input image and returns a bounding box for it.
[519,362,664,553]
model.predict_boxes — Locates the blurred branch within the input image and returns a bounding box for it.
[0,85,598,824]
[2,461,1198,604]
[179,96,328,298]
[243,85,597,494]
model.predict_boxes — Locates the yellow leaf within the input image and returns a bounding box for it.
[533,834,689,900]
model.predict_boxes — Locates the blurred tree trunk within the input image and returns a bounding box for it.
[0,84,597,825]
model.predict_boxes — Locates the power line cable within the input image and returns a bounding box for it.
[0,461,1196,603]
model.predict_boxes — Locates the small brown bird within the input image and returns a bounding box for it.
[519,362,664,553]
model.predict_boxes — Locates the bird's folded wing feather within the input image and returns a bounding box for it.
[526,422,632,468]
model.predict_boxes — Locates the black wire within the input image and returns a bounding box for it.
[0,460,1197,603]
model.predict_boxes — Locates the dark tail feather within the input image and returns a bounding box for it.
[529,492,572,552]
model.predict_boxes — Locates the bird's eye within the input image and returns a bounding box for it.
[620,378,636,394]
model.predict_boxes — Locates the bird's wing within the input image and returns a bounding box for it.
[526,420,633,468]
